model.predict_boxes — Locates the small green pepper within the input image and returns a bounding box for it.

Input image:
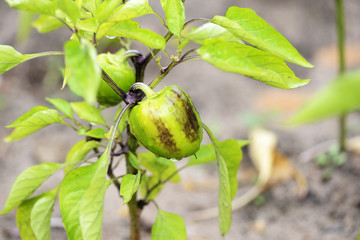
[128,83,203,159]
[97,51,136,106]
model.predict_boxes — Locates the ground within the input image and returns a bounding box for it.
[1,0,360,239]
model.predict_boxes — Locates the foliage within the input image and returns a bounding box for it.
[289,70,360,125]
[1,0,312,239]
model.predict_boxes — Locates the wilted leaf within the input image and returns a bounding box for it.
[249,128,277,184]
[249,127,307,196]
[269,150,308,198]
[347,136,360,155]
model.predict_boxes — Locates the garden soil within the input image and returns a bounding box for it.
[1,0,360,239]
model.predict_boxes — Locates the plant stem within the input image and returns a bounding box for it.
[126,126,141,240]
[335,0,347,151]
[134,31,174,83]
[143,165,187,203]
[101,70,128,102]
[149,60,178,88]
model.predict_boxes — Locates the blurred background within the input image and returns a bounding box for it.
[0,0,360,239]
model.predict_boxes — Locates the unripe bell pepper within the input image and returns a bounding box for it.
[128,83,203,160]
[97,51,136,106]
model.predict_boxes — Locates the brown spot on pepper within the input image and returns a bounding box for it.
[170,88,200,142]
[149,109,179,154]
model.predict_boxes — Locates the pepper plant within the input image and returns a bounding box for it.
[0,0,313,239]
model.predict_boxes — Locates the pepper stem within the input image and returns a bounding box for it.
[130,82,156,98]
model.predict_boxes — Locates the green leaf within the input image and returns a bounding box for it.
[77,18,99,33]
[128,151,141,170]
[6,106,61,128]
[0,45,28,75]
[160,0,185,37]
[139,175,163,201]
[108,0,155,22]
[78,152,111,240]
[60,163,97,240]
[4,106,63,142]
[80,128,108,139]
[184,22,240,45]
[30,189,58,240]
[64,140,101,175]
[56,0,81,25]
[5,0,57,15]
[0,45,62,75]
[202,124,231,235]
[6,106,62,128]
[64,39,101,104]
[16,197,38,240]
[289,70,360,125]
[60,151,110,240]
[17,189,58,240]
[82,0,102,13]
[32,15,63,33]
[102,26,166,49]
[216,146,232,235]
[198,41,310,89]
[94,0,123,23]
[61,111,119,240]
[0,163,62,215]
[138,151,180,182]
[187,144,215,166]
[46,98,73,119]
[71,101,107,126]
[96,19,139,39]
[218,140,243,199]
[151,209,186,240]
[188,139,244,199]
[120,172,141,204]
[211,7,313,68]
